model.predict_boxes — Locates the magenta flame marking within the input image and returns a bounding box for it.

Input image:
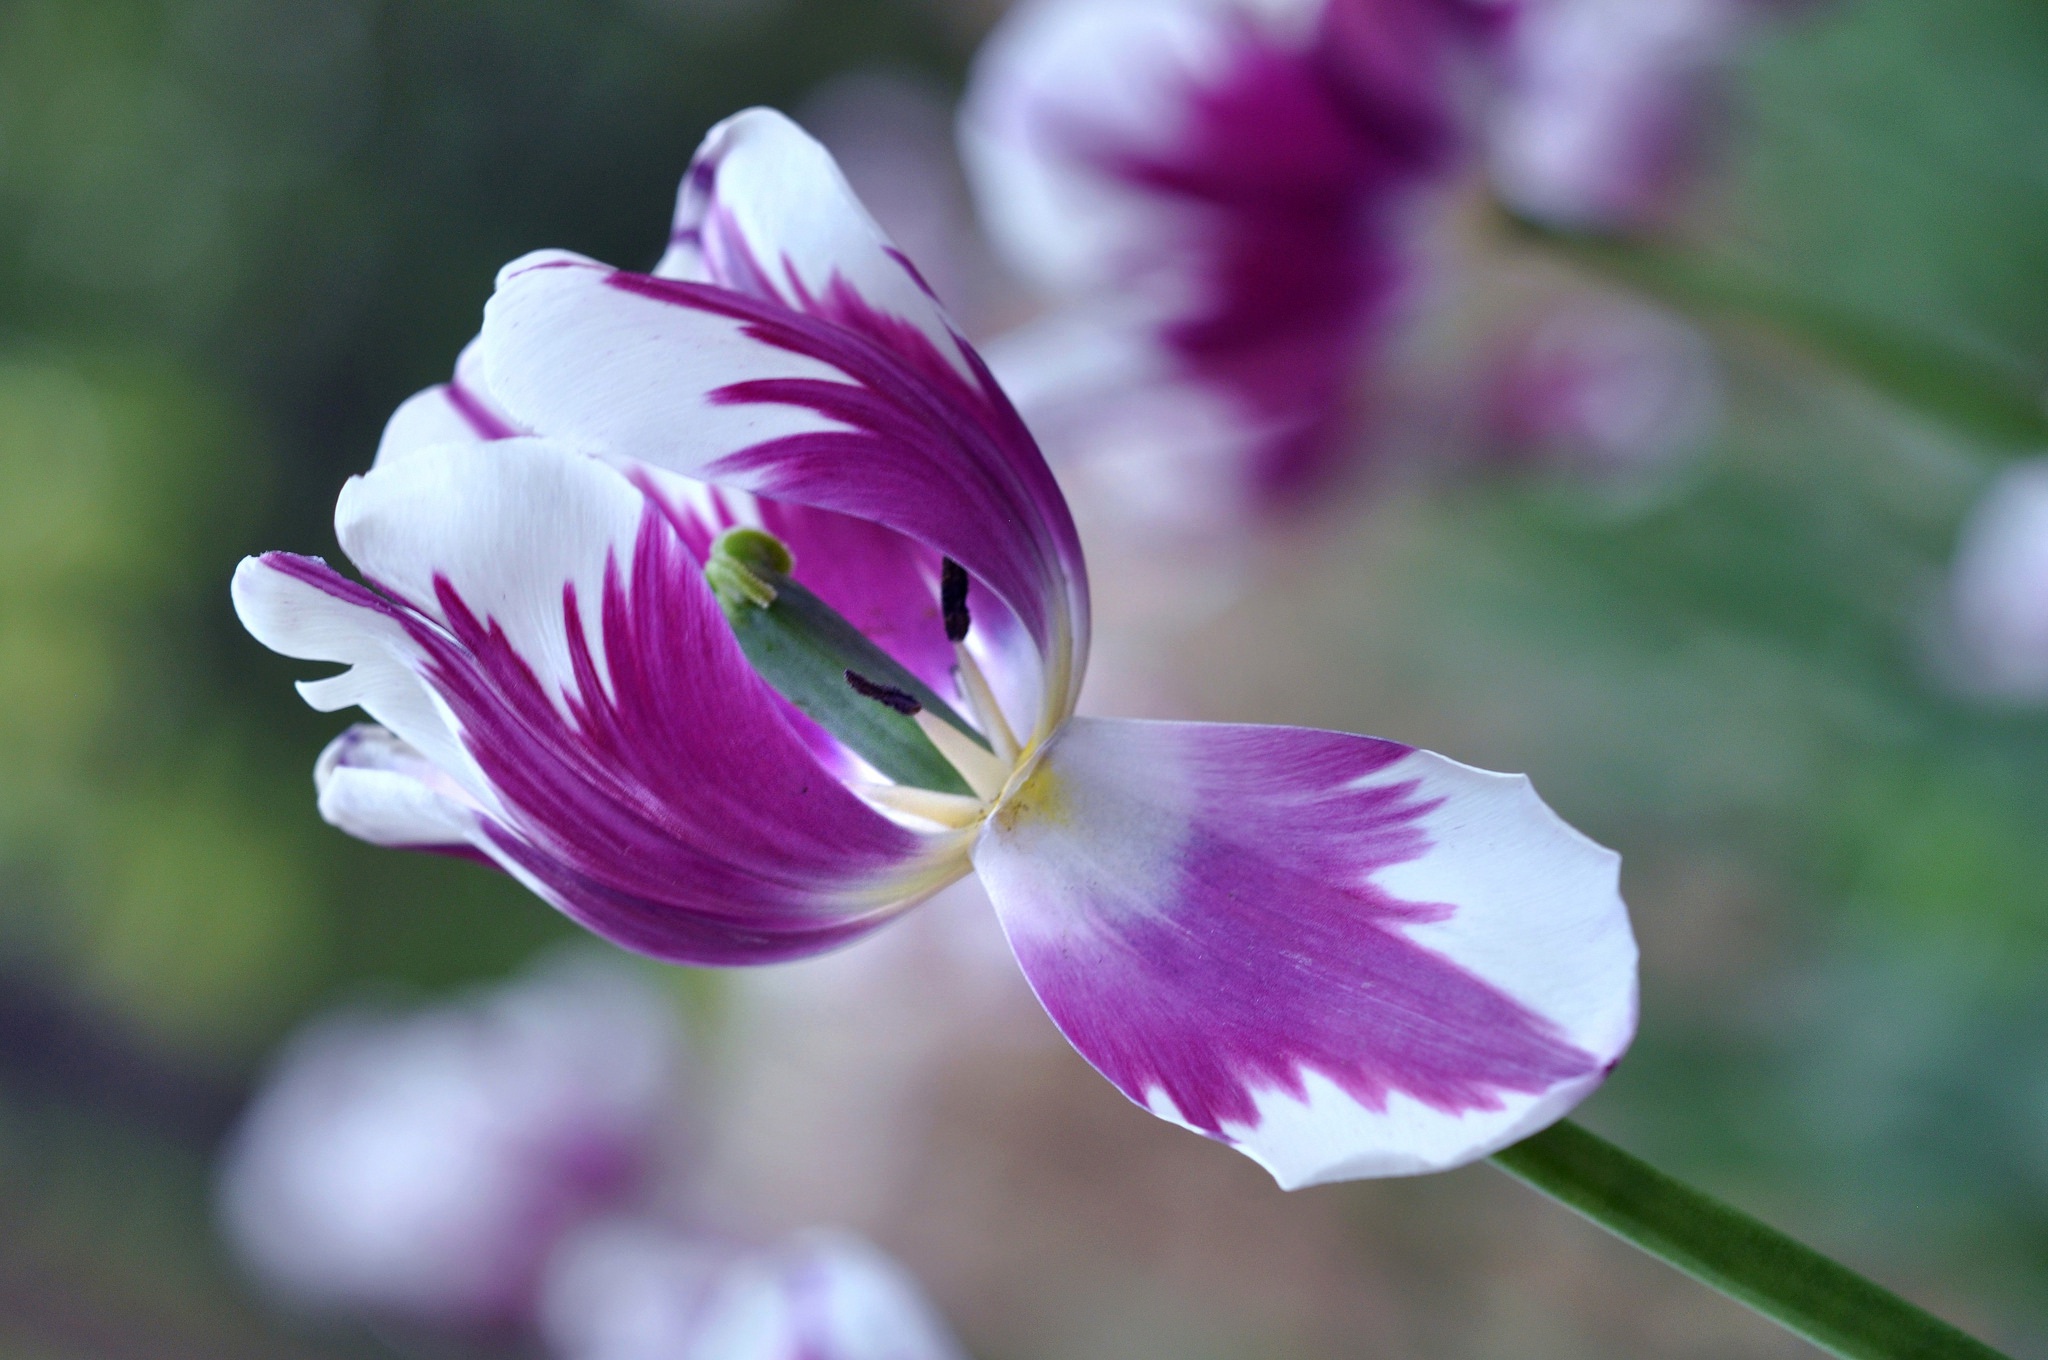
[445,379,518,441]
[1004,724,1598,1136]
[603,264,1085,690]
[261,526,926,966]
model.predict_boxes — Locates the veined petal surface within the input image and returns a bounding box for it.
[972,717,1637,1187]
[478,111,1086,732]
[236,439,967,964]
[376,338,526,468]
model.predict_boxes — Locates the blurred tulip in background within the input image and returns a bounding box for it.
[217,952,684,1331]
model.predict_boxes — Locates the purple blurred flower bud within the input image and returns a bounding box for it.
[1489,0,1751,230]
[217,952,684,1331]
[962,0,1497,514]
[1944,460,2048,701]
[541,1220,966,1360]
[1483,293,1719,476]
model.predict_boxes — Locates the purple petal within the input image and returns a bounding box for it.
[236,440,968,965]
[972,717,1638,1186]
[481,225,1086,733]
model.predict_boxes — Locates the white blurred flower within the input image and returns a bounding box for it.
[1483,292,1720,477]
[542,1220,966,1360]
[217,951,684,1330]
[1943,459,2048,701]
[1489,0,1754,230]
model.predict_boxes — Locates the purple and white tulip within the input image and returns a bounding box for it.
[232,108,1636,1186]
[961,0,1500,515]
[216,953,682,1329]
[541,1222,965,1360]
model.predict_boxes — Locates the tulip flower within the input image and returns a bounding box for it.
[232,107,1635,1188]
[961,0,1502,516]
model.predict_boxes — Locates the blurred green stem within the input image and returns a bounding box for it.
[1493,1120,2009,1359]
[1507,213,2048,450]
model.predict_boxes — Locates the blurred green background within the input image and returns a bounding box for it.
[2,0,2047,1356]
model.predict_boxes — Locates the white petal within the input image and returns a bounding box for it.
[335,435,643,702]
[374,339,525,468]
[314,724,483,850]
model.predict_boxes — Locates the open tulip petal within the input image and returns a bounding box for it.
[479,114,1087,728]
[232,551,482,791]
[247,440,969,963]
[973,717,1637,1186]
[668,107,977,384]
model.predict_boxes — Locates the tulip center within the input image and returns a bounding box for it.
[703,528,1021,820]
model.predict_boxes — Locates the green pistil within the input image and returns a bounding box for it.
[704,527,989,797]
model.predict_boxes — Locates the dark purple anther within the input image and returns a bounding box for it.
[845,670,922,715]
[940,558,971,643]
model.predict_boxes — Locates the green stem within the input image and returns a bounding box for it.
[1492,1121,2010,1359]
[1504,213,2048,450]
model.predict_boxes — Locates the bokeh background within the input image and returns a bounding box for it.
[3,0,2048,1355]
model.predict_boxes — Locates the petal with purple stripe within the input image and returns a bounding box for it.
[232,550,484,795]
[375,339,526,468]
[972,717,1638,1186]
[664,107,975,383]
[480,234,1086,733]
[237,439,970,964]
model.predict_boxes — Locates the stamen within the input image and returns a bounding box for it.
[853,781,986,829]
[917,712,1009,801]
[941,558,971,642]
[844,670,922,716]
[954,645,1020,765]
